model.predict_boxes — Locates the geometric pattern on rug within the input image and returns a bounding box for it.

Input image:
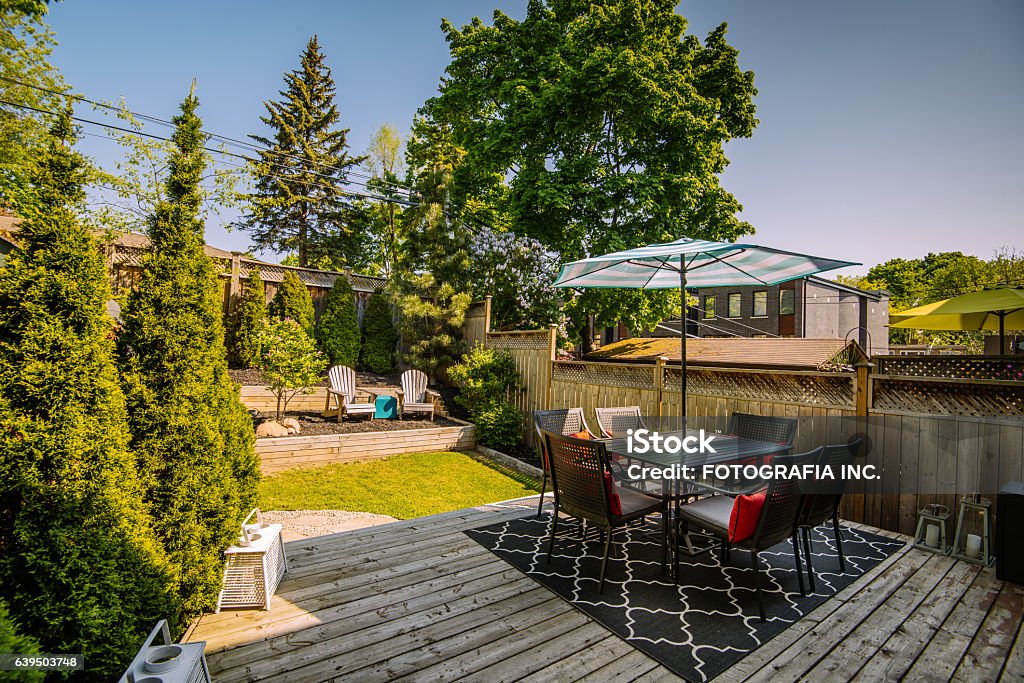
[465,514,905,682]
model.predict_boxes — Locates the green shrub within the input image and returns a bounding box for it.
[359,290,396,374]
[473,402,524,451]
[449,345,522,450]
[315,276,360,366]
[227,268,268,368]
[119,91,259,625]
[269,270,315,336]
[0,600,43,682]
[260,318,327,419]
[0,109,177,681]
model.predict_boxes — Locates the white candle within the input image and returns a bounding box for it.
[925,524,940,549]
[966,534,982,560]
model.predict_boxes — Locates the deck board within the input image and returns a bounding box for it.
[187,498,1021,682]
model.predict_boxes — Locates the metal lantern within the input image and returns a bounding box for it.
[216,508,289,611]
[913,503,951,555]
[118,620,211,683]
[952,494,994,566]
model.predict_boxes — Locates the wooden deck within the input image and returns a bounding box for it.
[187,499,1024,682]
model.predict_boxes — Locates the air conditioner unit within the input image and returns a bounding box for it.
[118,620,211,683]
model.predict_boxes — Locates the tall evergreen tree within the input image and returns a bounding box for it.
[269,270,315,337]
[119,87,259,622]
[315,275,360,366]
[241,36,368,268]
[359,289,397,374]
[227,268,268,369]
[0,109,176,680]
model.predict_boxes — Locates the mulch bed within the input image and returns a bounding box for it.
[254,411,462,438]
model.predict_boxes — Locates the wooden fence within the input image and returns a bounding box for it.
[485,329,1024,536]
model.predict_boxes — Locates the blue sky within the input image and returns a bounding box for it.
[47,0,1024,274]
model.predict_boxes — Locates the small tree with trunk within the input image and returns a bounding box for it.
[259,318,327,419]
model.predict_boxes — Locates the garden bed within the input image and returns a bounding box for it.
[255,411,460,438]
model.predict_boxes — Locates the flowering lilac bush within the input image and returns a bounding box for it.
[468,228,562,330]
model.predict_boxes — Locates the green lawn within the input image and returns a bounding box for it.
[258,451,540,519]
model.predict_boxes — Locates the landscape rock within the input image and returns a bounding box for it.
[280,417,301,434]
[255,420,291,438]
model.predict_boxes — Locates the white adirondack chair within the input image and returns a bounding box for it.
[324,365,377,423]
[397,369,436,420]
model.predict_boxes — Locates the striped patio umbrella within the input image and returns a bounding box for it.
[552,237,858,418]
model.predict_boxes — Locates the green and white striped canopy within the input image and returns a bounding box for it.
[553,237,858,289]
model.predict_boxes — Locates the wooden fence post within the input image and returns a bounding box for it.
[228,253,242,316]
[854,360,873,417]
[655,356,667,417]
[484,296,492,335]
[546,324,557,410]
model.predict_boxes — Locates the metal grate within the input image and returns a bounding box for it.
[872,377,1024,417]
[874,355,1024,381]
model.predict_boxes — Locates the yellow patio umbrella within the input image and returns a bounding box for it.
[889,287,1024,354]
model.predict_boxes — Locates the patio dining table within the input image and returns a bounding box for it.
[604,430,792,573]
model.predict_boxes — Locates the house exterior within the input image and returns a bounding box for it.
[621,276,889,356]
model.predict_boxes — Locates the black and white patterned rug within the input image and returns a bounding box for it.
[465,514,905,682]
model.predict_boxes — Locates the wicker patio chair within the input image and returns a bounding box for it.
[542,430,666,593]
[532,409,598,518]
[797,439,861,592]
[397,369,437,420]
[726,413,798,452]
[677,448,819,621]
[324,365,376,423]
[594,406,647,439]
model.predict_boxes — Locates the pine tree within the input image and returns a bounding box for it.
[119,87,259,622]
[359,289,396,374]
[227,268,268,369]
[0,109,177,680]
[315,275,360,366]
[269,270,315,336]
[241,35,368,268]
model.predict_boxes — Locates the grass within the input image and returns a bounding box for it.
[258,451,540,520]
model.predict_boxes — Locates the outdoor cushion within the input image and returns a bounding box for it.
[603,471,622,515]
[678,494,733,536]
[729,491,767,543]
[572,431,592,440]
[614,486,662,517]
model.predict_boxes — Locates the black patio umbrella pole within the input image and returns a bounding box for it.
[679,264,687,427]
[999,312,1005,355]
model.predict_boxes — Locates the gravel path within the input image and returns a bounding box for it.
[262,509,398,542]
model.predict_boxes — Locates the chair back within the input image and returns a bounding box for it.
[533,409,594,472]
[751,449,822,549]
[594,406,645,439]
[401,369,428,403]
[542,430,613,525]
[800,439,861,528]
[727,413,798,448]
[328,365,357,403]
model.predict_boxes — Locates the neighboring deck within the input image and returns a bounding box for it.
[187,500,1024,682]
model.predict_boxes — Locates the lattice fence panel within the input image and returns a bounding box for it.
[487,332,550,350]
[872,378,1024,418]
[551,361,656,389]
[874,355,1024,381]
[665,367,855,408]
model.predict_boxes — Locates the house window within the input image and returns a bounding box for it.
[753,290,767,317]
[727,293,741,318]
[704,295,716,319]
[780,289,795,315]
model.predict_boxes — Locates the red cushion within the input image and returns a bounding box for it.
[605,429,614,438]
[571,430,591,440]
[728,491,766,543]
[603,471,622,516]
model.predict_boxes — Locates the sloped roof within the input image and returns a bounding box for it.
[585,337,866,371]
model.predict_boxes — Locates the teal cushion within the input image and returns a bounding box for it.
[374,395,398,419]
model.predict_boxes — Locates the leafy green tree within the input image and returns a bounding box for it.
[241,35,368,268]
[395,272,471,383]
[315,275,360,366]
[364,123,407,277]
[0,0,69,214]
[227,268,268,369]
[0,110,176,680]
[259,318,327,419]
[0,599,43,682]
[119,87,259,622]
[360,290,396,374]
[425,0,759,348]
[269,270,315,336]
